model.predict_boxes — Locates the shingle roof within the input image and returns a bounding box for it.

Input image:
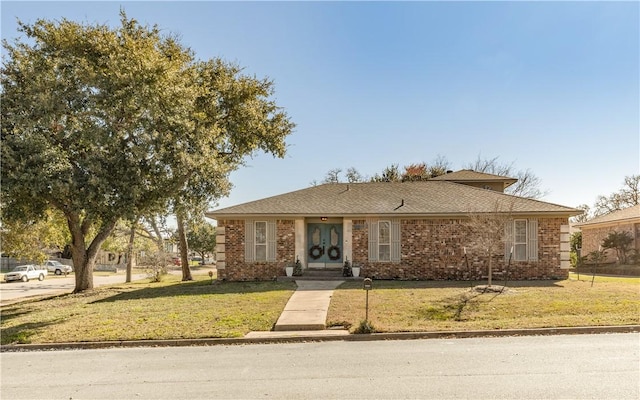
[207,181,580,218]
[431,169,517,187]
[574,204,640,227]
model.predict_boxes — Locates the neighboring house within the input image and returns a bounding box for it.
[574,204,640,263]
[206,171,581,281]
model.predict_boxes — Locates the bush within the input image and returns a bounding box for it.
[353,319,377,334]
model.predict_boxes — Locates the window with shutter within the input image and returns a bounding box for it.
[391,219,401,262]
[379,220,391,261]
[245,220,255,261]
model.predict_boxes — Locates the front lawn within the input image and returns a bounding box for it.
[327,276,640,332]
[1,275,296,344]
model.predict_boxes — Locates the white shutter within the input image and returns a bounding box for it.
[504,220,514,262]
[368,219,378,262]
[391,219,401,262]
[528,218,538,261]
[245,220,255,262]
[267,220,277,262]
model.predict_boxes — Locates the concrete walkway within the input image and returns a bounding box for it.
[270,280,344,332]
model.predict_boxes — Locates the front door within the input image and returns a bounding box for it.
[307,223,343,268]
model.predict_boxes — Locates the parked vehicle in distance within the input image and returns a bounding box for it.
[44,260,72,275]
[5,265,47,282]
[172,257,181,266]
[190,256,203,266]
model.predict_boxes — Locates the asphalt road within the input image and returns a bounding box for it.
[0,273,147,304]
[2,333,638,399]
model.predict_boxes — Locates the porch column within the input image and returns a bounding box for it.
[294,219,306,267]
[343,219,353,263]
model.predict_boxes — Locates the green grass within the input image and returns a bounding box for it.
[1,275,296,344]
[327,277,640,333]
[2,273,638,345]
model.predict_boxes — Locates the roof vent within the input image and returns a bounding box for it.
[446,170,453,174]
[394,199,405,211]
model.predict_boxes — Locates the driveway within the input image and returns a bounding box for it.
[0,273,147,305]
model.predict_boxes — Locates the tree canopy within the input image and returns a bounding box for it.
[1,13,294,291]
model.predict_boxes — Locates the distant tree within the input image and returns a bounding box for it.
[593,175,640,216]
[186,221,216,263]
[322,168,342,184]
[345,167,365,183]
[570,204,592,224]
[426,154,452,178]
[0,209,70,263]
[570,231,582,268]
[402,163,429,182]
[464,155,545,199]
[601,231,633,264]
[371,164,402,182]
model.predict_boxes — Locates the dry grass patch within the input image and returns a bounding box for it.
[327,278,640,333]
[1,275,296,344]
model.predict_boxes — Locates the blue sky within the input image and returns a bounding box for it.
[2,1,638,212]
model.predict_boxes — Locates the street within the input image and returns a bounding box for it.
[2,333,638,399]
[0,273,147,305]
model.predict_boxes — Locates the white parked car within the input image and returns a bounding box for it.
[44,260,72,275]
[5,265,47,282]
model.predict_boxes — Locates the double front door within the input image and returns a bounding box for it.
[307,223,343,268]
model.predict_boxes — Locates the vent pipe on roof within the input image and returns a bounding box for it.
[446,170,453,174]
[394,199,404,211]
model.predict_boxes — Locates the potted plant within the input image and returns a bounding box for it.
[285,263,294,277]
[351,263,361,277]
[293,257,303,276]
[342,259,353,277]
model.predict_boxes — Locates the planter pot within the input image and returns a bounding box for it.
[351,267,360,277]
[285,266,294,277]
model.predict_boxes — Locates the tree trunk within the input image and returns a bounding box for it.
[125,219,137,283]
[176,212,193,281]
[487,252,493,287]
[66,212,117,293]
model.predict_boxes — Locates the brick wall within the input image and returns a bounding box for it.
[216,219,295,281]
[219,217,568,281]
[353,217,568,280]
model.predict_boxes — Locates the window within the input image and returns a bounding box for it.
[379,220,391,261]
[514,220,527,261]
[505,219,538,262]
[255,221,267,261]
[245,220,276,262]
[368,219,400,262]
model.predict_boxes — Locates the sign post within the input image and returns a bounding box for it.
[363,278,373,321]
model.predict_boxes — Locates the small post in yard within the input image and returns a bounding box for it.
[363,278,373,322]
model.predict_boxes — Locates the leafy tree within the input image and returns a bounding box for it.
[1,13,293,292]
[186,221,216,263]
[402,163,429,182]
[371,164,402,182]
[601,231,633,264]
[593,175,640,216]
[0,209,70,263]
[570,231,582,268]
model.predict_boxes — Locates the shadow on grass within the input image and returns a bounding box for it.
[91,279,297,304]
[1,319,62,345]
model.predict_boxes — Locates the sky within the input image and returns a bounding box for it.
[2,1,639,214]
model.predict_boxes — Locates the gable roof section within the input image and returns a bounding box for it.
[207,181,580,219]
[574,204,640,228]
[431,169,517,188]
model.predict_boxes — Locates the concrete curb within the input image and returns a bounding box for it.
[2,325,638,353]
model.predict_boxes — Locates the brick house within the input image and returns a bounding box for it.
[206,170,581,281]
[574,204,640,263]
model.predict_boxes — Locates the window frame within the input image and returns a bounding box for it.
[378,220,391,262]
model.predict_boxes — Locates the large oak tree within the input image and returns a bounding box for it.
[1,13,294,292]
